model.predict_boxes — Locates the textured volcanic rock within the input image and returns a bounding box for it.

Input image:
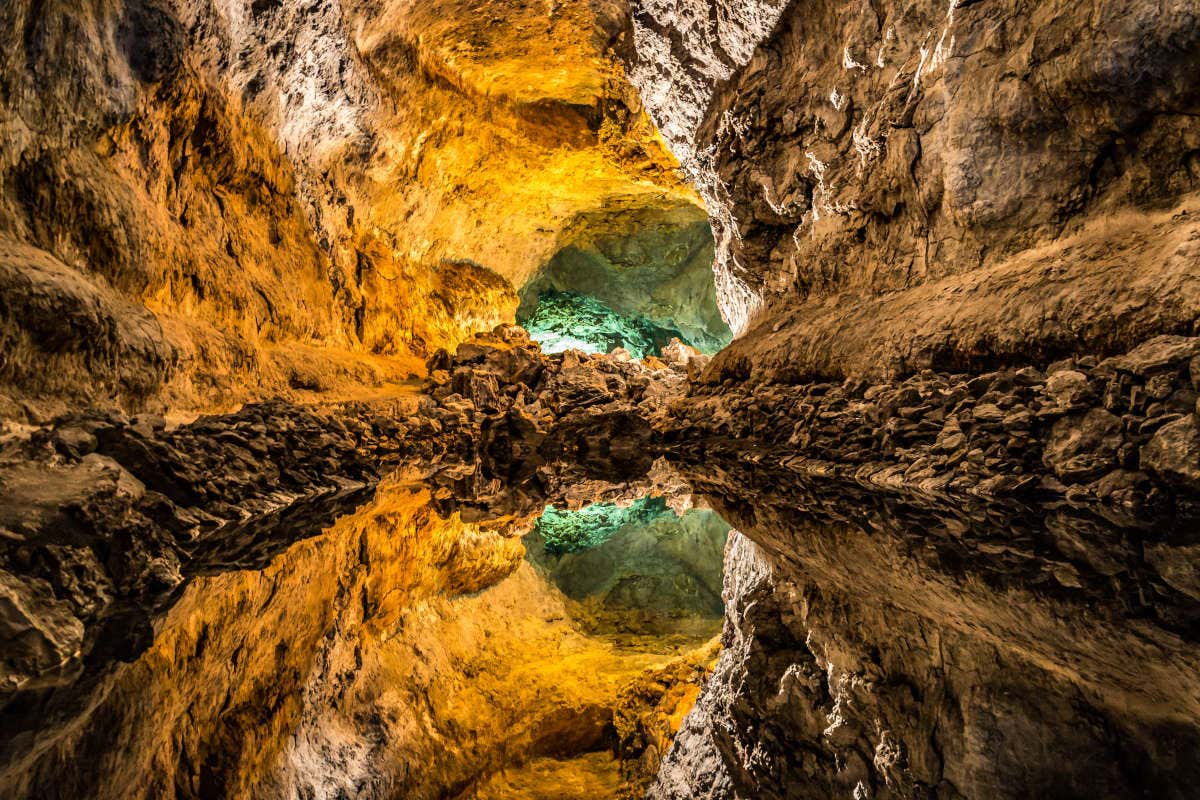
[524,501,729,638]
[669,335,1200,520]
[3,325,1199,799]
[423,324,704,516]
[0,473,613,800]
[623,0,1200,376]
[0,0,702,420]
[620,6,1200,779]
[0,371,724,800]
[4,3,1200,799]
[650,462,1200,799]
[518,208,732,354]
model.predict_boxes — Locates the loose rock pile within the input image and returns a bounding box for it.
[424,325,702,487]
[673,335,1200,518]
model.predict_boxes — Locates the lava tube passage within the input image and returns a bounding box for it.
[517,207,732,358]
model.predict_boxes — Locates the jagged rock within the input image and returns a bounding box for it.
[625,0,1200,385]
[1044,370,1094,407]
[653,460,1200,800]
[1107,336,1200,377]
[2,1,1200,798]
[1145,542,1200,602]
[0,569,85,692]
[50,426,97,458]
[0,398,448,701]
[1141,415,1200,491]
[660,338,702,368]
[1043,409,1123,483]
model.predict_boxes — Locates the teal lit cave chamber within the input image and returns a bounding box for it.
[525,497,731,637]
[516,208,733,358]
[534,496,673,554]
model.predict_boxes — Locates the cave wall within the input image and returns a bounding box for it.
[0,475,683,800]
[0,0,704,419]
[652,497,1200,800]
[624,0,1200,380]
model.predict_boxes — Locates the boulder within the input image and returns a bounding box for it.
[1043,409,1123,483]
[660,338,702,369]
[51,427,98,458]
[1140,415,1200,491]
[1044,370,1093,408]
[1144,542,1200,602]
[1107,336,1200,378]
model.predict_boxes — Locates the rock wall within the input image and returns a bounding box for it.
[0,0,703,420]
[518,206,731,354]
[650,471,1200,799]
[623,0,1200,377]
[617,6,1200,796]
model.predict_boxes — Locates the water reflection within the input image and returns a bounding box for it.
[1,463,726,800]
[656,454,1200,799]
[525,499,728,641]
[6,443,1200,800]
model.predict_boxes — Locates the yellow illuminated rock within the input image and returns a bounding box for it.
[0,474,714,799]
[0,0,703,419]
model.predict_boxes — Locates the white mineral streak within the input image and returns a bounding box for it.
[843,45,868,71]
[626,0,791,336]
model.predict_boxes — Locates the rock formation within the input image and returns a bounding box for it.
[610,6,1200,793]
[0,0,713,420]
[625,0,1200,376]
[2,0,1200,798]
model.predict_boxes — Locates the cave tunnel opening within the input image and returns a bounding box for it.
[524,496,731,641]
[515,207,733,358]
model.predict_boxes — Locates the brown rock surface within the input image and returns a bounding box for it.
[4,2,1200,799]
[624,0,1200,380]
[649,462,1200,800]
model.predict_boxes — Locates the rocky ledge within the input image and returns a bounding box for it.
[673,335,1200,520]
[423,325,708,498]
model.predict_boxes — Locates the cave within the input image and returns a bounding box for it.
[515,210,732,357]
[3,1,1200,799]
